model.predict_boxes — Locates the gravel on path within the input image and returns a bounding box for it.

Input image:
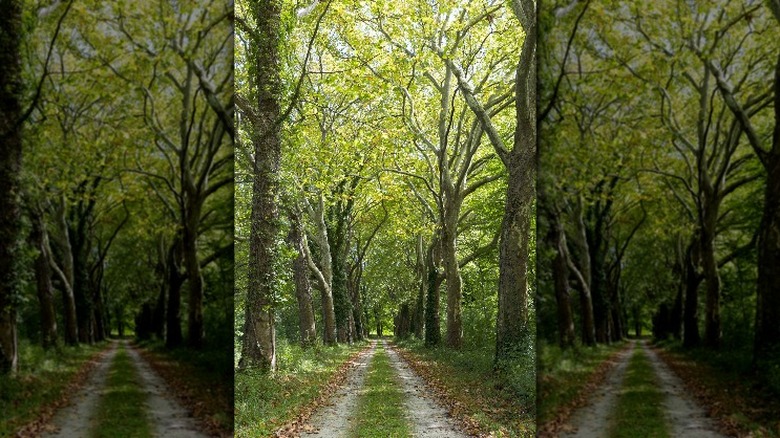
[383,340,469,438]
[42,341,120,438]
[639,341,729,438]
[303,340,378,438]
[560,341,636,438]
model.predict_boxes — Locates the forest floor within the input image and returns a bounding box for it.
[298,338,467,438]
[39,339,211,438]
[557,339,726,438]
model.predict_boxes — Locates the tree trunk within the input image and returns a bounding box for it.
[683,240,702,348]
[153,277,166,339]
[93,284,107,342]
[166,240,184,348]
[289,214,316,346]
[496,149,533,360]
[755,53,780,363]
[442,221,463,349]
[328,225,350,343]
[424,241,442,347]
[671,279,683,340]
[239,0,282,371]
[183,215,205,348]
[349,277,364,342]
[549,225,575,349]
[0,0,22,374]
[701,203,721,348]
[71,228,94,344]
[413,281,424,339]
[32,218,58,349]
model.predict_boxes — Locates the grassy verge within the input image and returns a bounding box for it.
[136,340,233,437]
[656,341,780,437]
[235,339,367,437]
[91,346,152,438]
[608,348,669,438]
[0,340,106,436]
[350,344,411,437]
[537,341,627,436]
[395,338,534,437]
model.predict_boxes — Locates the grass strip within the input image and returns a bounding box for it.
[0,340,106,436]
[91,346,152,438]
[235,340,367,437]
[350,344,412,438]
[608,348,669,438]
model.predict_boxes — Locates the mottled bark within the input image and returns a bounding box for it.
[549,223,575,349]
[442,221,463,349]
[495,138,534,359]
[424,239,442,347]
[683,239,702,348]
[239,0,281,371]
[288,213,316,346]
[302,198,337,345]
[327,221,350,343]
[184,203,205,348]
[166,239,185,348]
[71,223,94,344]
[496,1,535,361]
[701,219,721,348]
[32,216,58,349]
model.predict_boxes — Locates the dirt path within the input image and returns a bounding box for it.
[303,340,378,437]
[42,341,121,438]
[383,341,468,438]
[561,340,729,438]
[561,341,636,438]
[124,343,210,438]
[303,339,468,438]
[42,340,209,438]
[640,342,728,438]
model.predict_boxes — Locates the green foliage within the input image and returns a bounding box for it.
[234,339,366,437]
[537,341,626,423]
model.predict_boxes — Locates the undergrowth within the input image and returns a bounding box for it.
[0,340,105,436]
[234,339,366,437]
[396,337,535,437]
[537,340,625,424]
